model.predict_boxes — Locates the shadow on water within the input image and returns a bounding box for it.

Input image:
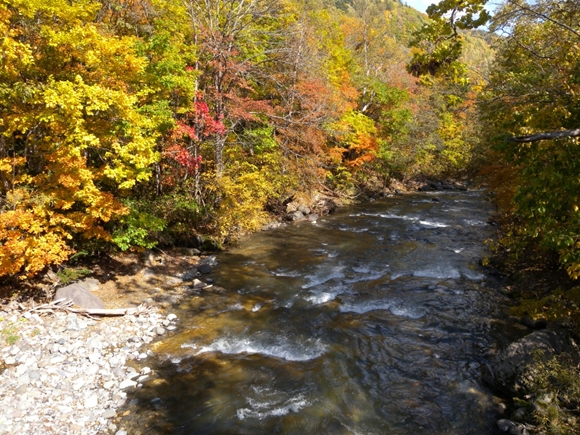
[117,191,521,435]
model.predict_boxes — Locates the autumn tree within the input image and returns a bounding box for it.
[0,0,159,276]
[182,0,286,175]
[481,0,580,278]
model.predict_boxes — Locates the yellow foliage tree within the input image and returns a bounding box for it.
[0,0,159,277]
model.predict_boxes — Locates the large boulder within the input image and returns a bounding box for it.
[54,279,105,309]
[488,329,580,395]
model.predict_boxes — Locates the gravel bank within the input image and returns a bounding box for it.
[0,305,178,435]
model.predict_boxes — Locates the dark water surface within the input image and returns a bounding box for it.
[127,190,519,434]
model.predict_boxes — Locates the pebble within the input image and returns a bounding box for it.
[119,379,137,390]
[0,306,178,435]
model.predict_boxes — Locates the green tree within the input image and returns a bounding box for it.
[482,0,580,278]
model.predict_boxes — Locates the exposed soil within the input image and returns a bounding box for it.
[0,248,208,311]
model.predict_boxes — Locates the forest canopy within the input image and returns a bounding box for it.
[2,0,580,284]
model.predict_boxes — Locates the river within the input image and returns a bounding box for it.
[125,189,520,434]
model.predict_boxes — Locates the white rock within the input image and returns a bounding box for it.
[84,395,99,408]
[119,380,137,390]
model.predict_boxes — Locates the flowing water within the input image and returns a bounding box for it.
[128,190,519,434]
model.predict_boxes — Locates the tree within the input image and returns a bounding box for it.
[182,0,284,175]
[407,0,489,81]
[0,0,159,276]
[481,0,580,278]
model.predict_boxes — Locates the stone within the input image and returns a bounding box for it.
[102,410,116,419]
[315,198,337,215]
[115,431,128,435]
[14,385,27,395]
[137,375,150,383]
[290,210,305,221]
[119,379,137,390]
[27,370,40,381]
[88,352,101,364]
[488,329,580,395]
[418,184,436,192]
[81,278,100,291]
[126,371,139,380]
[497,419,527,435]
[191,278,207,289]
[307,213,318,222]
[84,394,99,408]
[182,248,201,256]
[197,264,212,274]
[182,269,199,280]
[54,283,105,309]
[297,204,311,215]
[166,314,177,321]
[155,327,166,336]
[285,202,298,213]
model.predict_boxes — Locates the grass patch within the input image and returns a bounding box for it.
[1,324,19,345]
[56,267,92,285]
[522,354,580,435]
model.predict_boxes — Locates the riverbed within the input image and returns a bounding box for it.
[121,190,521,434]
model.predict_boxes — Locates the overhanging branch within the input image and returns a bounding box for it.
[511,129,580,143]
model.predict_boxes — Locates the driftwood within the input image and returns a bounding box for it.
[511,128,580,143]
[26,298,152,319]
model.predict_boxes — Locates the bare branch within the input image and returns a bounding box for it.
[511,128,580,143]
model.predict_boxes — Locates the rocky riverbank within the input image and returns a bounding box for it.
[0,250,217,435]
[0,303,180,435]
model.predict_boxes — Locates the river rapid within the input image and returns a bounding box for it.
[126,190,521,434]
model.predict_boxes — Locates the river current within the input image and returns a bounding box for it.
[129,190,518,434]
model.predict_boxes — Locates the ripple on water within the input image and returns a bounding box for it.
[340,299,426,319]
[237,391,311,420]
[412,266,461,279]
[190,335,327,362]
[301,265,345,289]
